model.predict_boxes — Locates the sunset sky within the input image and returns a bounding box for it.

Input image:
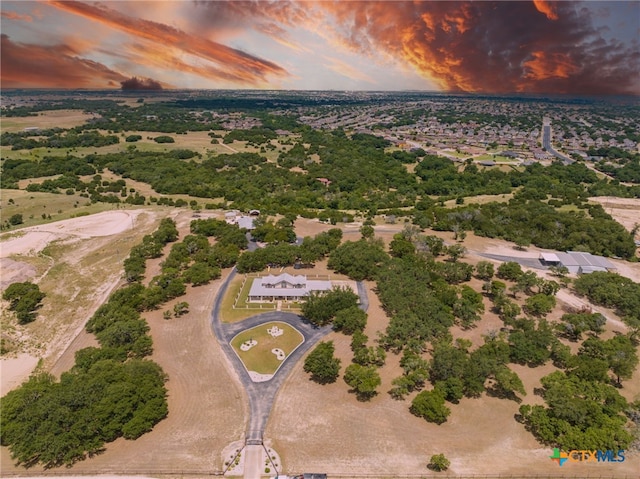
[1,1,639,95]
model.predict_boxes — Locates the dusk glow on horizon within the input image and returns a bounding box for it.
[1,0,639,95]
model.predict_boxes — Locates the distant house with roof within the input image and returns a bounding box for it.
[539,251,616,274]
[225,209,258,230]
[237,216,256,230]
[248,273,332,302]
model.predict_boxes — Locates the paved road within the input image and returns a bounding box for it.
[242,445,262,479]
[210,268,368,447]
[542,120,573,164]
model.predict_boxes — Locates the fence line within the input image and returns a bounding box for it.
[0,470,224,477]
[1,472,630,479]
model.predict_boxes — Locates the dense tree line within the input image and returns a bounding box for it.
[4,129,640,220]
[1,130,119,150]
[0,360,167,468]
[374,254,457,352]
[236,227,342,273]
[597,158,640,183]
[429,198,636,258]
[301,287,360,327]
[327,238,389,281]
[124,218,179,282]
[1,156,96,189]
[519,370,633,451]
[250,216,296,244]
[0,219,185,468]
[573,272,640,335]
[223,127,277,145]
[190,218,248,249]
[415,155,512,196]
[2,281,45,324]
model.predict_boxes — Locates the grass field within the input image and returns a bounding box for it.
[230,322,304,374]
[1,128,296,163]
[474,153,520,162]
[220,275,275,323]
[0,189,124,230]
[0,110,96,132]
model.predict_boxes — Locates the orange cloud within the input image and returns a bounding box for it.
[309,1,639,95]
[533,0,559,21]
[120,42,271,87]
[322,55,376,84]
[0,34,128,89]
[256,22,311,53]
[1,11,33,22]
[523,51,580,81]
[47,0,288,86]
[187,0,638,95]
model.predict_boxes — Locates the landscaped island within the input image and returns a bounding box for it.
[231,322,304,380]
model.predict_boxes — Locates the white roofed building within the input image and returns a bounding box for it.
[539,251,616,274]
[248,273,333,302]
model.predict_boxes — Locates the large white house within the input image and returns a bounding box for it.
[248,273,332,302]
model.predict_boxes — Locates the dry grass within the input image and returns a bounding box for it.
[5,211,163,368]
[0,189,116,230]
[0,109,95,132]
[442,193,513,208]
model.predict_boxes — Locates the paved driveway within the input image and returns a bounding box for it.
[210,268,367,444]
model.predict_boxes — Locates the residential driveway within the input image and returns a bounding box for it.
[210,268,368,445]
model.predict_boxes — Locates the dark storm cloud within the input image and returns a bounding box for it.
[120,77,163,91]
[316,1,640,95]
[191,0,639,95]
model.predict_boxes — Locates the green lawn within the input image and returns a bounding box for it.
[230,322,304,375]
[220,275,277,323]
[220,275,304,323]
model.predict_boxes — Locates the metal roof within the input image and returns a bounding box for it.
[540,252,560,262]
[249,274,332,298]
[555,251,615,270]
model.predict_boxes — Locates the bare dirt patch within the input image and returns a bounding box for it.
[0,258,37,289]
[0,209,167,395]
[589,196,640,236]
[590,196,640,256]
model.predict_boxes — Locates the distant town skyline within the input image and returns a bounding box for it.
[1,1,639,95]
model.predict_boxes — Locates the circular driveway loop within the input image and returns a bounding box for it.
[210,268,366,444]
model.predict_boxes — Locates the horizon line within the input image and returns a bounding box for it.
[2,87,639,98]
